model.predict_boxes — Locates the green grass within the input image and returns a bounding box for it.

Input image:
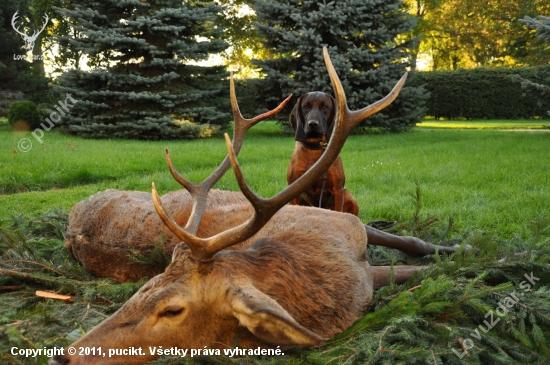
[1,123,550,365]
[1,198,549,365]
[418,119,550,130]
[2,123,549,239]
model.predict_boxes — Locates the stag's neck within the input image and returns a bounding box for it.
[217,230,372,338]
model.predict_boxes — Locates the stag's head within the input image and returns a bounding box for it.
[11,11,48,52]
[50,48,407,365]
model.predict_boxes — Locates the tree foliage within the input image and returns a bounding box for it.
[215,0,267,76]
[512,15,550,116]
[0,0,48,103]
[405,0,550,70]
[254,0,427,132]
[52,0,229,140]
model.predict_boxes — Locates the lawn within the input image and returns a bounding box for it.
[418,119,550,130]
[1,122,548,238]
[1,122,550,365]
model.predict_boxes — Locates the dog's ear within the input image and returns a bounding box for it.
[290,96,307,142]
[326,94,336,142]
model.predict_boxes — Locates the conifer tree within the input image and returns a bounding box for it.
[513,16,550,115]
[254,0,427,132]
[0,0,48,115]
[53,0,229,140]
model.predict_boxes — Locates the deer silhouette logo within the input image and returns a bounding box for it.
[11,11,49,53]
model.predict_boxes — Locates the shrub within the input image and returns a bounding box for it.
[0,91,24,117]
[7,101,42,130]
[409,66,550,119]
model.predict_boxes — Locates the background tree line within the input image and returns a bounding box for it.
[404,0,550,70]
[1,0,549,139]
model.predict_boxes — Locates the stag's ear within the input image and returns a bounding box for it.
[290,96,307,143]
[326,94,336,142]
[230,284,324,346]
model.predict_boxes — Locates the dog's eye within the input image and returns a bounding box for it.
[303,104,310,110]
[322,105,329,110]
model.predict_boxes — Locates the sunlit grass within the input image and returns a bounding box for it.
[1,123,549,239]
[418,119,550,129]
[1,122,550,365]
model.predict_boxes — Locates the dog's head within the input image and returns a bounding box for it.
[290,92,335,148]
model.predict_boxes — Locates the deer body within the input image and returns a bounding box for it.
[66,189,255,282]
[66,188,371,284]
[62,205,373,364]
[51,48,412,365]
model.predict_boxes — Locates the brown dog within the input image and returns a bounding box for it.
[287,91,359,215]
[285,90,469,257]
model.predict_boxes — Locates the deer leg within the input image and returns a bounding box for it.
[365,225,459,257]
[372,265,426,289]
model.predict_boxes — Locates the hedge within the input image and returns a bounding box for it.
[408,66,550,119]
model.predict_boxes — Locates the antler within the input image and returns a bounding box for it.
[11,12,27,38]
[153,47,407,262]
[163,72,292,235]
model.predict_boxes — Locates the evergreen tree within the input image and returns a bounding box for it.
[53,0,229,140]
[0,0,48,116]
[513,16,550,116]
[254,0,427,132]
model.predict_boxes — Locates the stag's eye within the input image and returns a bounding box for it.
[159,307,184,318]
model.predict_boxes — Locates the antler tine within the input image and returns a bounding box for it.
[324,47,408,131]
[151,182,207,253]
[231,73,292,153]
[164,148,195,192]
[160,73,291,236]
[199,72,291,190]
[169,48,408,261]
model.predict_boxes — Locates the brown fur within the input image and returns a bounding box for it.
[287,143,359,214]
[287,92,359,214]
[66,188,367,283]
[66,189,253,282]
[53,195,378,365]
[52,57,423,364]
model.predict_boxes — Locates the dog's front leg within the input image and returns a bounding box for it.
[289,196,301,206]
[333,189,345,212]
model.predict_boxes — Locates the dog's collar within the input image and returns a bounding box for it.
[300,139,328,150]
